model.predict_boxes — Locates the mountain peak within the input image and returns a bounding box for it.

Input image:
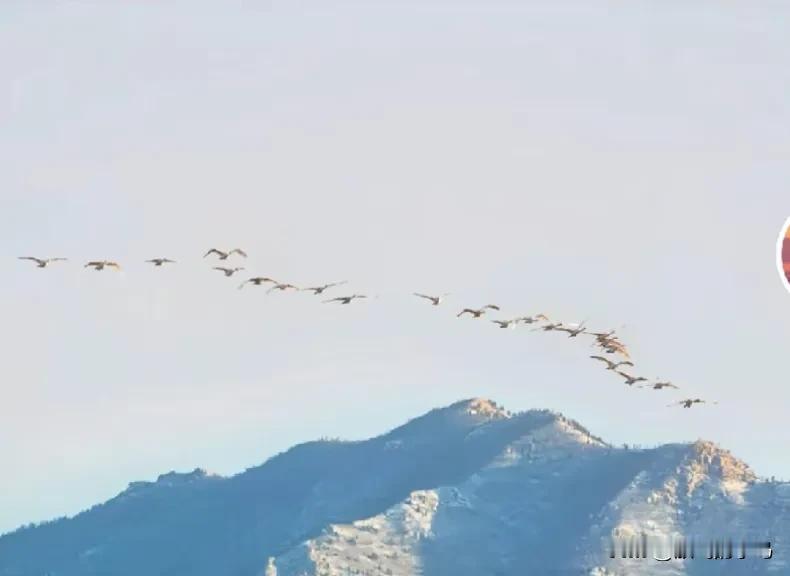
[457,397,511,420]
[679,440,757,497]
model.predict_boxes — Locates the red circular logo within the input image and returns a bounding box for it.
[779,217,790,293]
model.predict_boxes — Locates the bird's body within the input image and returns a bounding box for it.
[614,370,647,386]
[238,277,277,289]
[204,248,247,260]
[457,304,500,318]
[213,267,245,277]
[414,293,449,306]
[18,257,67,268]
[146,258,176,267]
[302,281,347,295]
[589,355,634,371]
[85,260,121,271]
[267,282,299,294]
[323,294,368,305]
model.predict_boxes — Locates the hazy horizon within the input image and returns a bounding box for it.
[2,0,789,535]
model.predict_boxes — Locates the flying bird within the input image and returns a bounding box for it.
[323,294,368,305]
[145,258,176,267]
[491,318,519,329]
[642,381,679,390]
[668,398,715,408]
[594,337,631,359]
[457,305,500,318]
[238,276,278,289]
[533,321,565,332]
[267,282,299,294]
[589,330,617,340]
[85,260,121,271]
[213,267,245,277]
[614,371,647,386]
[301,281,347,295]
[557,322,587,337]
[515,314,550,325]
[413,293,449,306]
[589,356,634,371]
[18,257,67,268]
[204,248,247,260]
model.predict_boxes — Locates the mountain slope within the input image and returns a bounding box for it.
[0,399,786,576]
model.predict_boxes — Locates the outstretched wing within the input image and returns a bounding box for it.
[413,293,433,301]
[18,256,44,265]
[204,248,224,258]
[230,248,247,257]
[589,355,613,367]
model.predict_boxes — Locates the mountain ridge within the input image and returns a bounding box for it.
[1,398,785,576]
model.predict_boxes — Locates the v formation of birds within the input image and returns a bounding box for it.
[17,249,714,410]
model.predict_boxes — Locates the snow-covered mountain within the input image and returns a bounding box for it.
[0,399,786,576]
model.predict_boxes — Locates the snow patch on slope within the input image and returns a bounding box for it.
[277,491,439,576]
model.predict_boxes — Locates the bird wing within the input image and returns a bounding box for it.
[106,262,121,270]
[204,249,223,258]
[484,304,500,310]
[590,355,613,367]
[457,309,473,317]
[51,258,68,262]
[18,257,44,264]
[231,249,247,257]
[213,267,230,273]
[413,293,433,300]
[323,296,344,303]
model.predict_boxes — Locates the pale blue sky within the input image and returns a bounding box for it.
[1,0,789,535]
